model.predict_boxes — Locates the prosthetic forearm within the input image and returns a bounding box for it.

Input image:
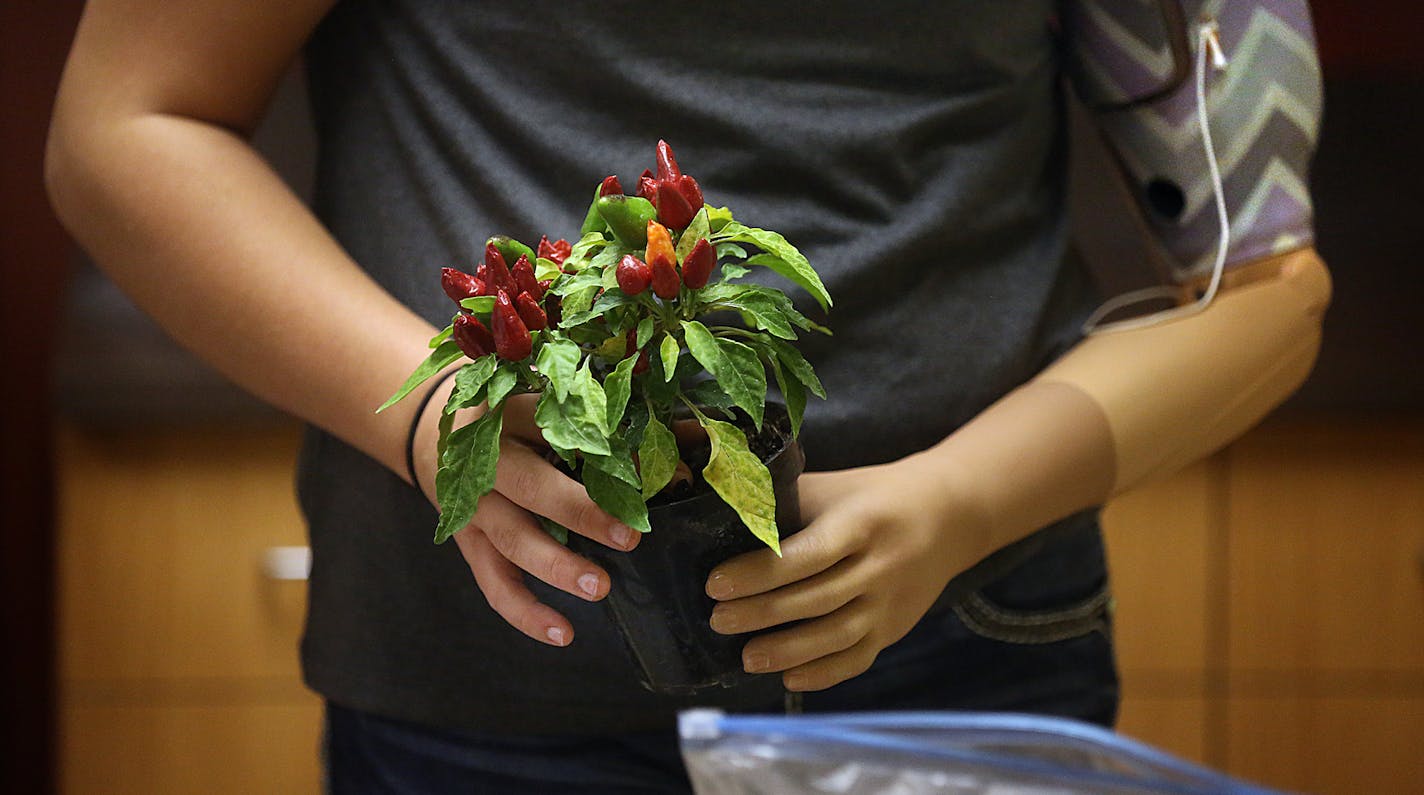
[1045,0,1330,493]
[1039,246,1329,493]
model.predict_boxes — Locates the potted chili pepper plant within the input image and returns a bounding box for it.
[379,141,832,693]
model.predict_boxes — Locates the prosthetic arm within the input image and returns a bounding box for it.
[1039,0,1331,492]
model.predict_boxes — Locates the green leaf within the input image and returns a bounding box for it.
[551,267,603,297]
[485,365,519,409]
[714,225,832,311]
[659,333,680,382]
[377,339,465,413]
[428,325,454,348]
[637,415,679,500]
[560,285,599,318]
[706,205,735,232]
[433,405,504,544]
[601,262,622,292]
[698,283,797,340]
[753,283,826,333]
[764,336,826,399]
[682,380,737,414]
[447,355,498,412]
[589,241,623,271]
[534,388,610,458]
[534,257,564,281]
[623,399,651,450]
[696,412,781,555]
[573,360,610,435]
[435,402,455,460]
[766,355,806,438]
[682,320,767,429]
[534,338,580,402]
[635,317,656,350]
[595,334,628,362]
[603,354,638,431]
[641,351,678,404]
[581,185,612,237]
[582,464,651,534]
[585,437,641,490]
[716,243,748,261]
[720,263,751,281]
[459,296,495,315]
[568,230,611,267]
[559,289,636,328]
[675,207,711,262]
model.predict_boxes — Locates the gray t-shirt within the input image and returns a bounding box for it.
[299,0,1099,733]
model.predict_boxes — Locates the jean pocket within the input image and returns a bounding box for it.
[951,582,1113,645]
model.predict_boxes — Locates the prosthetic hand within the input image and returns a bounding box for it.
[707,1,1332,691]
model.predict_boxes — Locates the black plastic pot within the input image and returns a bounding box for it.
[570,403,804,695]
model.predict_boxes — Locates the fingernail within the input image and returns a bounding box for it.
[710,608,739,634]
[610,523,633,550]
[546,627,567,646]
[707,572,733,600]
[785,673,807,691]
[743,651,769,673]
[578,573,601,598]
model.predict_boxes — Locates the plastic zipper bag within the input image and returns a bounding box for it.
[679,710,1283,795]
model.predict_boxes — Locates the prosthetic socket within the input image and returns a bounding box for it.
[1042,0,1330,491]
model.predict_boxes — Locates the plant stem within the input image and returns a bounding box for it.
[707,325,760,340]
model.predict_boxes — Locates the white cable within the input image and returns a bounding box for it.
[1083,20,1232,336]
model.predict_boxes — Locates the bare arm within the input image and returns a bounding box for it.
[45,0,437,474]
[47,0,636,647]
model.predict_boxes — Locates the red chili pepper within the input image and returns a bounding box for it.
[656,139,682,182]
[680,237,716,289]
[645,221,680,300]
[452,313,495,359]
[515,291,548,330]
[441,267,481,303]
[484,243,516,295]
[654,181,696,230]
[625,328,651,375]
[637,171,658,203]
[537,236,571,265]
[598,175,624,197]
[491,290,532,361]
[674,174,703,211]
[644,143,703,227]
[511,254,543,300]
[616,254,652,296]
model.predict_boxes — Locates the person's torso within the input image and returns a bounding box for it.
[298,0,1100,733]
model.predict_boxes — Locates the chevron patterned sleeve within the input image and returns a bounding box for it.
[1064,0,1323,281]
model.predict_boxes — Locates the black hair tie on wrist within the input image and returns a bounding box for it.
[405,369,459,490]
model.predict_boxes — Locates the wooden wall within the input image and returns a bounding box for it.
[54,416,1424,793]
[1110,418,1424,793]
[55,424,322,795]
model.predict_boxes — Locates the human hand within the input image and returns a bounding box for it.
[411,388,640,648]
[705,453,987,691]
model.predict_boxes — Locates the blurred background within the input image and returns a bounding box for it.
[3,2,1421,793]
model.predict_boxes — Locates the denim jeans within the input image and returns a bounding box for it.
[323,518,1117,794]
